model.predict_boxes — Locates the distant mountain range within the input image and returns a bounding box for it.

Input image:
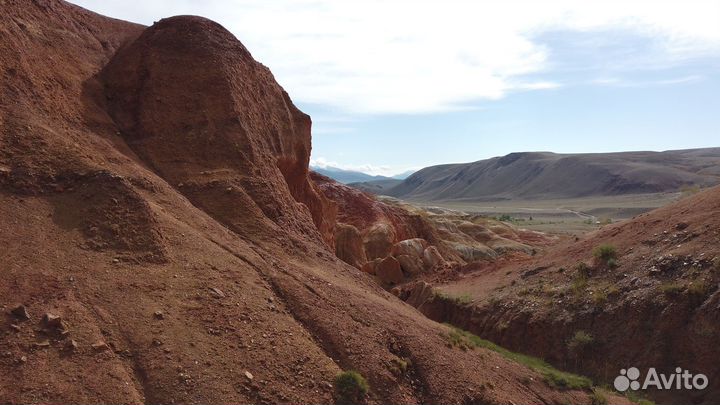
[358,148,720,201]
[311,165,414,184]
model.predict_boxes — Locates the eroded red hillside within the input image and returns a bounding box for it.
[408,186,720,404]
[0,1,627,404]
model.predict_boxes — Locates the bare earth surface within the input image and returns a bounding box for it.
[0,1,632,404]
[404,187,720,404]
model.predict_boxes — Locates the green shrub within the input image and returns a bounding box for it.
[390,357,410,375]
[660,282,683,297]
[606,257,619,269]
[334,371,369,404]
[576,262,592,278]
[590,389,608,405]
[567,330,594,353]
[592,290,608,305]
[593,244,618,266]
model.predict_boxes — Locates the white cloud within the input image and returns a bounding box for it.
[310,157,417,177]
[591,74,704,87]
[70,0,720,114]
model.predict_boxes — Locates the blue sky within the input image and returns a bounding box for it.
[71,1,720,176]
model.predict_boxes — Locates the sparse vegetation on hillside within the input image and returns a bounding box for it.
[389,357,410,375]
[434,291,473,305]
[443,325,593,390]
[571,263,591,298]
[567,330,594,353]
[592,285,619,306]
[590,389,608,405]
[334,371,369,404]
[687,280,713,306]
[660,282,684,297]
[592,244,618,267]
[497,214,513,222]
[576,262,592,278]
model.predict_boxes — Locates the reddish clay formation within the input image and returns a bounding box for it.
[0,1,623,404]
[312,172,555,286]
[405,186,720,405]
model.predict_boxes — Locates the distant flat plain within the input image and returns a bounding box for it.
[408,191,686,235]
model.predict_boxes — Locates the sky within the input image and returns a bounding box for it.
[71,0,720,176]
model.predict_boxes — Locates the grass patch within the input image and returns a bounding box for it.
[590,388,608,405]
[660,282,684,298]
[571,266,589,298]
[624,389,656,405]
[389,357,410,375]
[334,371,369,404]
[592,289,608,305]
[593,244,618,267]
[592,285,619,306]
[687,280,713,306]
[567,330,594,354]
[443,325,592,390]
[434,291,473,305]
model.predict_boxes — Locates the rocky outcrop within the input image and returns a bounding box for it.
[375,256,404,285]
[423,246,445,269]
[102,16,336,247]
[311,172,557,286]
[363,223,396,260]
[334,223,366,268]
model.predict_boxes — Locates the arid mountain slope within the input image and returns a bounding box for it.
[387,149,720,202]
[0,1,618,404]
[405,186,720,404]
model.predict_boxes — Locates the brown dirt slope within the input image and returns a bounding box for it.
[413,186,720,404]
[0,1,617,404]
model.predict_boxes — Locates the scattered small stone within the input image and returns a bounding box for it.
[42,313,69,335]
[9,324,21,332]
[209,287,225,298]
[244,371,254,380]
[153,311,165,320]
[19,356,27,363]
[10,305,30,320]
[33,340,51,348]
[66,339,79,352]
[91,341,109,351]
[152,339,163,346]
[43,313,62,327]
[112,258,120,264]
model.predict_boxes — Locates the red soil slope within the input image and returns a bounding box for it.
[413,186,720,404]
[0,1,617,404]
